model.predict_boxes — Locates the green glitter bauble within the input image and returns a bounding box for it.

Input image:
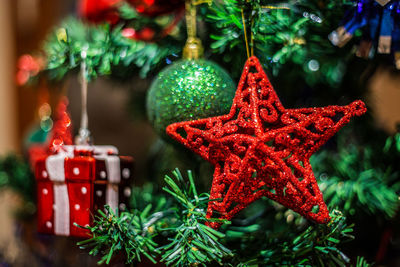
[146,59,236,139]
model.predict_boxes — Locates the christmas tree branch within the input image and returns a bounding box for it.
[79,168,374,266]
[77,206,161,264]
[156,169,232,266]
[312,133,400,218]
[41,16,180,82]
[0,154,35,213]
[226,209,365,266]
[78,169,232,266]
[23,0,357,86]
[205,0,353,84]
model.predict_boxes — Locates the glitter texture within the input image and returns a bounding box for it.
[167,57,367,229]
[146,59,236,139]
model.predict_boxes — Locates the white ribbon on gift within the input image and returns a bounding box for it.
[94,154,121,212]
[45,145,121,236]
[46,150,73,236]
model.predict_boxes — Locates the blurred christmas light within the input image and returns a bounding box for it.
[303,12,322,23]
[16,54,44,85]
[308,59,320,71]
[38,103,51,118]
[40,117,53,132]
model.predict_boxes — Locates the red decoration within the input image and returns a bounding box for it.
[79,0,122,24]
[16,54,44,86]
[128,0,184,17]
[122,27,137,39]
[35,145,134,237]
[28,98,73,167]
[49,97,73,152]
[167,56,367,228]
[121,7,184,41]
[122,27,155,41]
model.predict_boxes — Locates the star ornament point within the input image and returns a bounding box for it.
[166,56,366,228]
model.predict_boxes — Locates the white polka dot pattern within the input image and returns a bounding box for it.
[81,187,87,194]
[124,187,131,197]
[73,167,80,175]
[122,168,130,179]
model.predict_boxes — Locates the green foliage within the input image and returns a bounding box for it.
[219,201,362,267]
[256,210,355,266]
[312,135,400,218]
[157,169,232,266]
[130,180,171,211]
[79,169,232,266]
[77,207,159,264]
[353,256,372,267]
[43,17,179,81]
[118,2,180,33]
[0,154,35,203]
[79,169,372,266]
[28,0,359,86]
[21,0,399,265]
[384,131,400,155]
[77,184,168,264]
[206,0,354,85]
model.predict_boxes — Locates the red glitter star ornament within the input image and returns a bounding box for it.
[166,56,366,228]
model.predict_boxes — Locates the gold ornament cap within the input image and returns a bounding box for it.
[183,37,204,59]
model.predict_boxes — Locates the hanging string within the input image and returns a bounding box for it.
[242,3,290,59]
[80,53,88,135]
[241,8,250,59]
[76,46,92,145]
[261,5,290,10]
[185,0,197,39]
[185,0,212,38]
[250,18,255,57]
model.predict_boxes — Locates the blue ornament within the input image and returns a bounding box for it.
[329,0,400,68]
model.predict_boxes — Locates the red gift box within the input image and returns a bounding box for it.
[35,145,133,237]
